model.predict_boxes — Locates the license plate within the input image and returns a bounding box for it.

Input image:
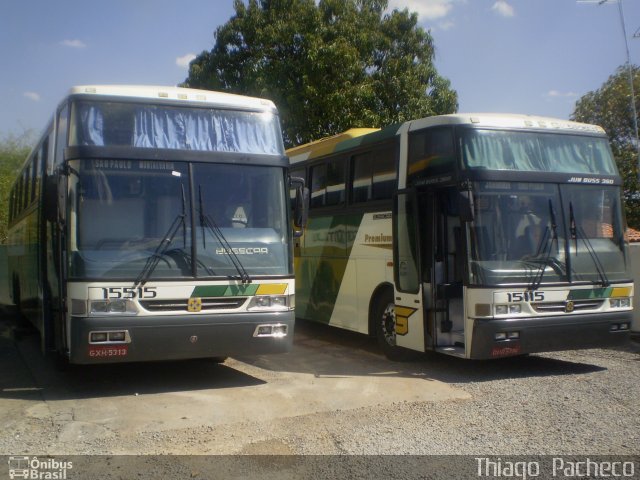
[88,345,129,358]
[491,344,521,358]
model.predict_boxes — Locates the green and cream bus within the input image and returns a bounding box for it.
[7,85,306,364]
[288,114,633,360]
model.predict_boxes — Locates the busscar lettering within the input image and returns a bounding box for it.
[216,247,269,255]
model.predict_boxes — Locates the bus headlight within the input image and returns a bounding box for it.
[495,304,521,315]
[247,295,293,311]
[90,300,138,316]
[610,298,631,309]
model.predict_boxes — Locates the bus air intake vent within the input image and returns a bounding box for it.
[139,297,246,312]
[530,299,604,313]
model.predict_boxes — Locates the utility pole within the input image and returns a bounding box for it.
[599,0,640,181]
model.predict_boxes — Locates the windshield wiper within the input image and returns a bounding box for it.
[134,185,188,287]
[134,214,185,287]
[529,199,562,290]
[198,186,251,284]
[569,202,610,286]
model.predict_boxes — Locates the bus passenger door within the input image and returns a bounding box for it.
[430,188,465,355]
[392,190,425,353]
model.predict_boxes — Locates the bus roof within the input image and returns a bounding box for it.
[66,85,278,112]
[287,113,606,164]
[286,128,380,162]
[407,113,605,135]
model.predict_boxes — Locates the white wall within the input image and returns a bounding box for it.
[629,243,640,332]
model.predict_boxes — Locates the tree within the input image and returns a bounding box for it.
[183,0,458,147]
[572,65,640,228]
[0,132,33,243]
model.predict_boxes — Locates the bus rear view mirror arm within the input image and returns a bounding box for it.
[290,176,309,236]
[458,190,475,223]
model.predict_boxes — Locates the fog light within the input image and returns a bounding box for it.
[90,332,108,343]
[272,325,288,337]
[109,331,126,342]
[256,325,272,336]
[507,331,520,339]
[610,324,620,331]
[619,323,630,330]
[253,324,289,338]
[495,332,507,341]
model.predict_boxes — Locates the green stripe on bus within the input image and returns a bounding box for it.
[295,213,364,324]
[191,284,259,297]
[568,288,613,300]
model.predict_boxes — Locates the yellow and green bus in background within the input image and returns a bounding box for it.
[288,114,633,360]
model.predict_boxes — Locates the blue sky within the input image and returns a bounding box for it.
[1,0,639,138]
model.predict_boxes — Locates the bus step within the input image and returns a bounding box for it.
[451,330,464,344]
[435,345,466,358]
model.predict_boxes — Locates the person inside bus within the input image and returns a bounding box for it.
[512,222,547,260]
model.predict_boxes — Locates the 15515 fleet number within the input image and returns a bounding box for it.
[101,287,157,299]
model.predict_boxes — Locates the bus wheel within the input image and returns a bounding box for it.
[373,290,412,361]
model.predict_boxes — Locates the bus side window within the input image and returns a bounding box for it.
[352,152,372,203]
[352,145,397,203]
[310,164,326,208]
[310,158,346,209]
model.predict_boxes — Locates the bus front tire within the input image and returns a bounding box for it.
[373,290,413,362]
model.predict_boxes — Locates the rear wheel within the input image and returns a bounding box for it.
[373,289,413,361]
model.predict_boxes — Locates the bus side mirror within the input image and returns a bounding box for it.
[43,176,58,223]
[458,190,475,223]
[290,177,309,238]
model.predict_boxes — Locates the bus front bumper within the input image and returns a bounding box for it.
[470,311,632,359]
[68,311,294,364]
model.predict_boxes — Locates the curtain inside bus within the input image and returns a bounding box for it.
[460,129,617,174]
[72,102,284,156]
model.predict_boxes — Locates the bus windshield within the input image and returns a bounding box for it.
[69,100,284,155]
[467,182,630,286]
[460,129,618,174]
[68,160,290,280]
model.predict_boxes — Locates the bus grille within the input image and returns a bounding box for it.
[139,297,246,312]
[530,299,604,313]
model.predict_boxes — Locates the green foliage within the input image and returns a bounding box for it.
[572,65,640,229]
[183,0,458,147]
[0,132,34,243]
